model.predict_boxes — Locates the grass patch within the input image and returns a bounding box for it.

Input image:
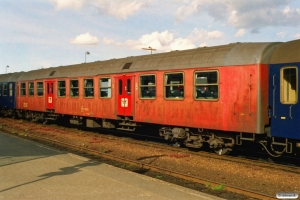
[156,175,163,179]
[211,184,225,190]
[206,182,225,190]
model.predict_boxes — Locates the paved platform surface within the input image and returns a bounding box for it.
[0,131,224,200]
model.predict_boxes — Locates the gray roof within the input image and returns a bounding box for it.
[0,42,281,82]
[270,39,300,64]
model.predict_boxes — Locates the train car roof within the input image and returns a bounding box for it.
[7,42,281,81]
[0,72,25,82]
[270,39,300,64]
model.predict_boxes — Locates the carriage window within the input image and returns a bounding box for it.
[9,83,13,96]
[84,79,94,98]
[2,83,8,96]
[194,71,219,100]
[281,67,297,104]
[37,82,43,96]
[28,82,34,96]
[58,80,66,97]
[21,83,26,96]
[164,73,184,99]
[0,83,1,96]
[70,80,79,97]
[140,75,156,99]
[100,78,111,98]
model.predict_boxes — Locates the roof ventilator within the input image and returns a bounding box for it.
[122,63,132,70]
[49,71,56,76]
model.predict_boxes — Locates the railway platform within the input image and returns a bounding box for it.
[0,131,224,200]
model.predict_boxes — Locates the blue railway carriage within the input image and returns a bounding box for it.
[0,72,23,116]
[269,39,300,154]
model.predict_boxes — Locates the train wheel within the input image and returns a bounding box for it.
[214,147,231,155]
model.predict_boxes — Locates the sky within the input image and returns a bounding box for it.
[1,0,300,74]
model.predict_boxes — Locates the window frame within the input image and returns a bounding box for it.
[139,74,156,99]
[2,83,8,96]
[37,82,44,97]
[57,80,66,98]
[20,82,26,96]
[28,82,34,96]
[280,66,298,104]
[83,78,94,98]
[164,72,184,100]
[99,77,112,98]
[194,70,219,101]
[70,79,79,98]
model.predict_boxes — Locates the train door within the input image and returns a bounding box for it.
[269,65,300,139]
[0,82,14,108]
[116,75,134,116]
[8,83,16,108]
[45,81,55,110]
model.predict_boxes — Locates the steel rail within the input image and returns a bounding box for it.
[1,117,300,174]
[98,129,300,174]
[2,127,276,200]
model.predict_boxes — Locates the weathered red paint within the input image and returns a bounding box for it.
[15,63,269,134]
[45,81,55,110]
[116,75,134,116]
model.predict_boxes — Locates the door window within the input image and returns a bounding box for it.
[281,67,298,104]
[9,83,13,96]
[126,79,131,95]
[119,80,122,95]
[47,83,53,94]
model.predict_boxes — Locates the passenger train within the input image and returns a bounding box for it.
[1,39,300,156]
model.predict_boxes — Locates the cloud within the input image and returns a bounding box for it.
[235,29,246,37]
[277,31,287,38]
[294,34,300,39]
[51,0,85,10]
[176,0,300,32]
[188,28,223,41]
[51,0,153,19]
[70,32,100,45]
[104,29,224,52]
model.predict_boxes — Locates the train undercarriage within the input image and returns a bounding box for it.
[1,108,300,157]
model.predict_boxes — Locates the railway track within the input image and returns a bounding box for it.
[40,122,300,175]
[99,129,300,175]
[1,124,277,200]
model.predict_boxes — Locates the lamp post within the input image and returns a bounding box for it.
[85,51,90,63]
[6,65,9,74]
[142,46,156,54]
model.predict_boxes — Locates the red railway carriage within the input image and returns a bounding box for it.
[13,42,280,153]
